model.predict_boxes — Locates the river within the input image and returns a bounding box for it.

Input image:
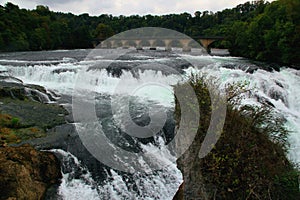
[0,48,299,199]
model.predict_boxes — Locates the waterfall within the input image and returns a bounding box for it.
[49,143,182,200]
[1,49,299,199]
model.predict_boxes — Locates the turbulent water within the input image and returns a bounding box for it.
[0,49,299,199]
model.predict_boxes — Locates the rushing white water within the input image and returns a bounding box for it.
[48,149,101,200]
[1,51,299,199]
[3,62,182,107]
[184,57,300,164]
[50,139,182,200]
[217,67,300,163]
[0,56,185,199]
[98,137,182,200]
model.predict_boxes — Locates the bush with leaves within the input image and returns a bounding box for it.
[175,75,300,199]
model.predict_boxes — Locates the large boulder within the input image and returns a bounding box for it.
[0,144,61,200]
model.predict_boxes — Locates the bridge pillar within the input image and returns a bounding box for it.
[121,40,129,49]
[110,40,118,48]
[179,39,192,52]
[135,40,143,50]
[148,40,156,50]
[199,39,216,53]
[163,39,172,51]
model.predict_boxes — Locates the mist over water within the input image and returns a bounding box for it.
[0,49,299,199]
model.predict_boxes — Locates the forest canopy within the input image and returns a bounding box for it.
[0,0,299,65]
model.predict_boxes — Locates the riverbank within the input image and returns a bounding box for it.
[0,80,68,199]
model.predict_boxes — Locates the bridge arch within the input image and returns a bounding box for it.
[197,37,224,52]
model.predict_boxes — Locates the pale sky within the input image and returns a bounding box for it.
[0,0,274,16]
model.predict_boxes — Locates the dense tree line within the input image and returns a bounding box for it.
[0,0,299,65]
[215,0,300,65]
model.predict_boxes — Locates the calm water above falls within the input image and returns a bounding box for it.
[0,49,299,199]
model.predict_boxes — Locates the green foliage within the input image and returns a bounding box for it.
[224,0,300,65]
[273,170,300,199]
[175,75,300,199]
[14,127,45,141]
[94,23,114,39]
[0,113,12,127]
[10,117,19,128]
[0,2,94,51]
[0,113,45,146]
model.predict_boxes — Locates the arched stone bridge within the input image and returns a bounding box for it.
[92,36,224,53]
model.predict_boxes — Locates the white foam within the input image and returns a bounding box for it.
[5,63,182,106]
[0,58,76,64]
[197,66,300,164]
[97,137,182,199]
[49,142,182,200]
[48,149,100,200]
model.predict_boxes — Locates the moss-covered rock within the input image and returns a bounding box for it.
[0,144,61,200]
[0,82,27,100]
[0,81,56,103]
[0,81,67,146]
[0,113,48,146]
[0,98,67,130]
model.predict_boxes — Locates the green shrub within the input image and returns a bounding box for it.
[175,75,300,199]
[11,117,20,128]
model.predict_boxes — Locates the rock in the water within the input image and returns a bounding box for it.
[0,144,61,200]
[172,182,185,200]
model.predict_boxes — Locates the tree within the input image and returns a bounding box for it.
[94,23,114,40]
[30,28,48,50]
[194,11,201,18]
[35,5,50,16]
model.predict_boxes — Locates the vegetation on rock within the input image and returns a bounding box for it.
[0,82,67,146]
[0,83,65,199]
[174,75,300,199]
[0,113,45,146]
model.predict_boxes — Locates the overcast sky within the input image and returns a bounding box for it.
[0,0,273,16]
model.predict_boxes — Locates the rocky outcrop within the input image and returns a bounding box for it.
[0,82,67,130]
[173,78,300,200]
[0,80,68,147]
[0,81,65,199]
[0,144,61,200]
[174,130,213,200]
[172,182,184,200]
[0,81,56,103]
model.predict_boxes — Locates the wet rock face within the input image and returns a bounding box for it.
[0,82,27,100]
[174,134,211,200]
[172,182,185,200]
[0,144,61,200]
[0,81,56,103]
[0,82,68,131]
